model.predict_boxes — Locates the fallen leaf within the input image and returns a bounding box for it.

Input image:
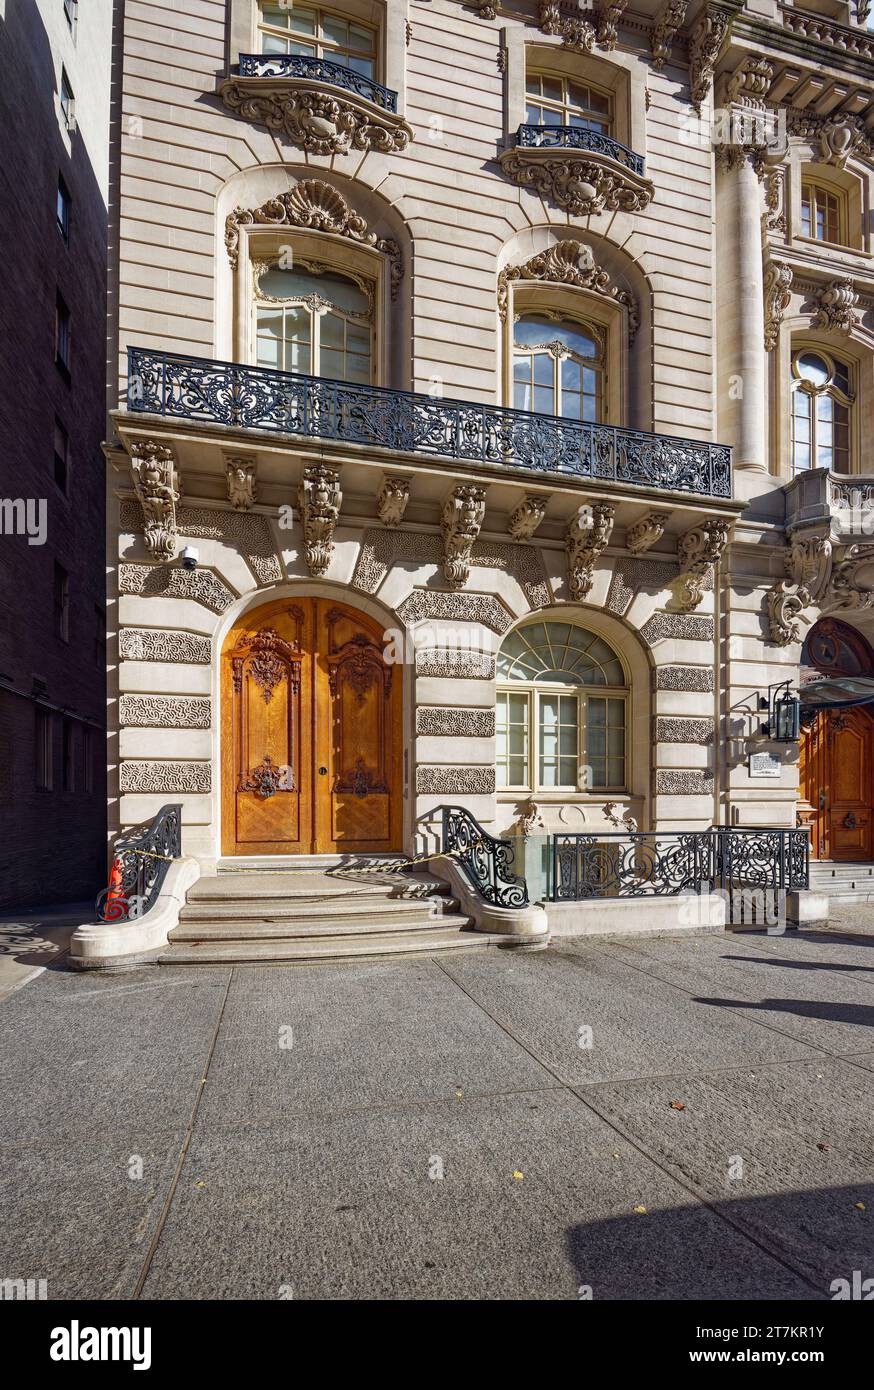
[817,1142,830,1153]
[194,1180,206,1188]
[670,1101,685,1111]
[512,1170,524,1181]
[455,1090,463,1099]
[632,1205,647,1214]
[855,1202,866,1211]
[612,1152,620,1159]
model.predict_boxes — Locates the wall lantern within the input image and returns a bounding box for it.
[759,680,801,742]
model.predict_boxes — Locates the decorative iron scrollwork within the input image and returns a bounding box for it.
[239,754,293,799]
[441,805,529,908]
[127,348,733,499]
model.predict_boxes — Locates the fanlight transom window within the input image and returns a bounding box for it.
[525,72,611,133]
[255,262,373,383]
[790,349,852,474]
[513,314,603,421]
[496,622,627,792]
[258,4,376,78]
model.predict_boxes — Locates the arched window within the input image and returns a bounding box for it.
[525,71,611,134]
[513,314,604,421]
[800,179,845,245]
[258,3,377,78]
[791,348,852,473]
[496,621,628,792]
[254,262,373,383]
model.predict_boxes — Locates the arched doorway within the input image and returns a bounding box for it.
[221,597,403,856]
[799,618,874,861]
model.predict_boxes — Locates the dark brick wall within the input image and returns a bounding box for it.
[0,0,107,911]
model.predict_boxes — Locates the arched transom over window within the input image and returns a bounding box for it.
[496,622,628,792]
[258,3,377,79]
[255,262,373,383]
[513,314,603,421]
[791,349,852,474]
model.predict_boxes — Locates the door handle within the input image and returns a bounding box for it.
[819,790,827,810]
[318,766,328,776]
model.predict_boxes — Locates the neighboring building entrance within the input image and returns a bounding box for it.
[800,707,874,861]
[221,598,403,856]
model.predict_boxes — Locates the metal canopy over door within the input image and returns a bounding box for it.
[221,597,403,855]
[799,706,874,861]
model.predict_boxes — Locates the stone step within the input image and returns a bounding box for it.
[179,895,458,925]
[170,911,473,941]
[217,855,411,873]
[187,872,450,903]
[160,927,509,965]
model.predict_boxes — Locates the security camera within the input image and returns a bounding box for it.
[181,546,199,571]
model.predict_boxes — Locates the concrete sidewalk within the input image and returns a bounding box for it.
[1,907,873,1299]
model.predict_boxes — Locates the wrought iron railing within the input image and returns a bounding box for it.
[96,804,182,922]
[126,348,732,498]
[515,124,646,176]
[238,53,397,111]
[441,806,530,908]
[549,828,809,900]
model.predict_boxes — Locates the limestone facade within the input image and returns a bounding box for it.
[104,0,874,868]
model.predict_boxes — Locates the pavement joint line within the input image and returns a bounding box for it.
[130,969,234,1300]
[433,956,827,1299]
[568,941,844,1064]
[49,976,230,1003]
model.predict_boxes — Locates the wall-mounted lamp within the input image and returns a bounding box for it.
[758,680,801,742]
[180,546,199,571]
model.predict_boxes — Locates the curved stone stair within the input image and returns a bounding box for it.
[160,867,515,964]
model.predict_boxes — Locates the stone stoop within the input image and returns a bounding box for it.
[160,868,513,964]
[809,862,874,903]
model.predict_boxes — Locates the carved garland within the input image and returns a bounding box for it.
[498,241,639,341]
[225,180,403,300]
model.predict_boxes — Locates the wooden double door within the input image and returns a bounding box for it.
[221,598,403,856]
[799,706,874,861]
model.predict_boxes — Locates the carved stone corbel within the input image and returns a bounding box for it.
[298,463,342,577]
[508,495,548,542]
[377,475,411,527]
[538,0,596,51]
[689,6,733,115]
[766,528,832,645]
[651,0,688,69]
[225,456,257,511]
[676,519,730,611]
[814,277,861,334]
[130,440,179,561]
[830,543,874,613]
[566,502,615,600]
[596,0,628,49]
[767,581,809,647]
[627,510,670,555]
[764,261,793,352]
[441,485,486,590]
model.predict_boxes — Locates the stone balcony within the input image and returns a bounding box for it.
[124,345,731,495]
[218,54,412,155]
[498,124,654,219]
[785,467,874,541]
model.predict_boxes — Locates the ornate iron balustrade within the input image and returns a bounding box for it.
[127,348,732,498]
[550,828,809,900]
[238,53,397,112]
[515,124,645,176]
[97,804,182,922]
[441,805,529,908]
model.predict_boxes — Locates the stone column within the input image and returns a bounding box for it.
[715,148,767,473]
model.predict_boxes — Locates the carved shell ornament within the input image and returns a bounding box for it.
[225,180,403,298]
[498,240,639,340]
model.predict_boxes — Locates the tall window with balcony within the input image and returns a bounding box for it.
[496,622,628,794]
[257,3,376,78]
[791,349,852,474]
[513,315,604,422]
[254,263,373,384]
[525,72,611,134]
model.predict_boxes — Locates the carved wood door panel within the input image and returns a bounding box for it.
[828,709,873,861]
[314,601,403,854]
[222,598,402,856]
[800,707,874,861]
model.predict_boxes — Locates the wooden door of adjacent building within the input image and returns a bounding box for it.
[799,707,874,861]
[221,597,403,856]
